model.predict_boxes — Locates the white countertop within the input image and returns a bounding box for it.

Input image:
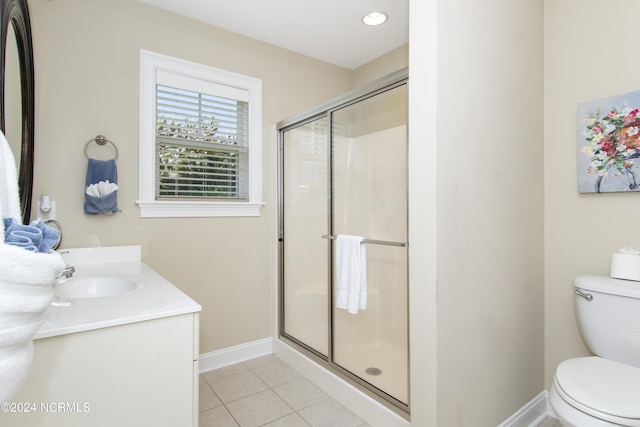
[36,245,201,340]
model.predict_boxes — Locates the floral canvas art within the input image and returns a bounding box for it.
[578,90,640,193]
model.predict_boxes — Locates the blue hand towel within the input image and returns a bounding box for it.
[3,219,39,252]
[85,191,118,214]
[84,158,118,214]
[2,218,60,253]
[85,158,117,187]
[32,219,61,252]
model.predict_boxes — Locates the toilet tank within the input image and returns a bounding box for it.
[573,275,640,368]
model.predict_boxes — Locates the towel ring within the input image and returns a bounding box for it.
[84,135,119,160]
[44,219,62,250]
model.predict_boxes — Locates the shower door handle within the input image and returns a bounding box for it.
[322,234,408,248]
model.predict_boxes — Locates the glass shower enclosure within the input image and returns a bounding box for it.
[278,69,409,413]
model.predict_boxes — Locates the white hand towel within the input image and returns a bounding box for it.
[0,243,65,403]
[0,130,22,241]
[336,235,367,314]
[85,180,119,197]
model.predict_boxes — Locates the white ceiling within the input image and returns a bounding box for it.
[137,0,409,70]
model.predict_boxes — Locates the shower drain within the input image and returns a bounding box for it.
[365,367,382,376]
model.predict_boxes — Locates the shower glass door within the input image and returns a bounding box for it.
[331,84,408,406]
[279,71,408,412]
[281,116,329,356]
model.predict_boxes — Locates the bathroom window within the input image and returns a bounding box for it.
[137,50,263,217]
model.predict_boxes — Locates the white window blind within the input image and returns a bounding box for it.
[156,84,249,200]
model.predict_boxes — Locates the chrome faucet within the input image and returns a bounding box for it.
[59,265,75,279]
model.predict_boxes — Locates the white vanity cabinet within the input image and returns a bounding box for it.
[0,311,200,427]
[0,246,202,427]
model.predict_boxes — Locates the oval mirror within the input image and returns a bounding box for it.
[1,0,35,223]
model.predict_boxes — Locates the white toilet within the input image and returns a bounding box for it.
[549,275,640,426]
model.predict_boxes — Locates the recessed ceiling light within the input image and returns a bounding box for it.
[362,11,388,26]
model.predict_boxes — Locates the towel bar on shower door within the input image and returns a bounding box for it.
[321,235,408,248]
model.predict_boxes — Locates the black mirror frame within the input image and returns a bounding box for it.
[0,0,34,223]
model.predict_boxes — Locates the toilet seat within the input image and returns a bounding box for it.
[554,357,640,426]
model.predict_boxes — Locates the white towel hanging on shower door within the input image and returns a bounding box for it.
[336,235,367,314]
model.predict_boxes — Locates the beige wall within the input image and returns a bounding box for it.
[27,0,407,354]
[411,0,545,425]
[544,0,640,387]
[352,44,409,88]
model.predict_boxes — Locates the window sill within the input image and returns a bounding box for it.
[136,200,264,218]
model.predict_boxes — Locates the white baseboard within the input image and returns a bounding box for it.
[198,337,273,373]
[498,391,551,427]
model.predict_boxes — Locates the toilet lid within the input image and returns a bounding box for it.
[556,357,640,420]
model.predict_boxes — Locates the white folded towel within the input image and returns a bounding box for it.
[85,180,119,198]
[0,130,22,241]
[0,243,65,403]
[336,235,367,314]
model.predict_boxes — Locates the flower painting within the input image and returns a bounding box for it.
[578,90,640,193]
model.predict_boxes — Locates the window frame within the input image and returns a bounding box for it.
[137,49,263,217]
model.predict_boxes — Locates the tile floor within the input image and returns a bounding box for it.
[199,354,371,427]
[537,419,561,427]
[199,353,562,427]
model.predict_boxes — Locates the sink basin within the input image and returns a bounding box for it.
[53,276,139,299]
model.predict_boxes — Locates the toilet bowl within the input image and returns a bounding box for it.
[550,357,640,426]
